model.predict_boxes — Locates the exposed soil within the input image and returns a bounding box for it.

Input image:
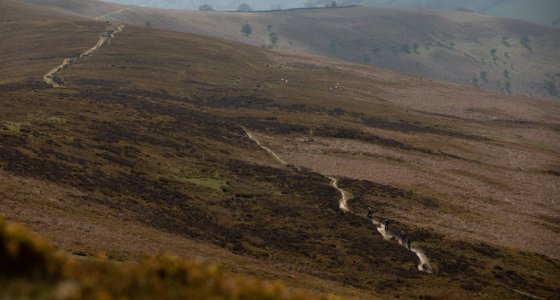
[243,128,434,274]
[43,23,124,88]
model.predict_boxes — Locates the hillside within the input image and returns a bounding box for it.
[83,0,560,28]
[21,0,122,16]
[2,0,560,298]
[356,0,560,28]
[59,4,560,100]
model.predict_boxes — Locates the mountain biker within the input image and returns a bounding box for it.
[400,230,410,249]
[367,207,374,220]
[399,230,407,241]
[382,218,390,229]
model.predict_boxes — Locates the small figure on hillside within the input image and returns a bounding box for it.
[367,207,374,220]
[400,230,410,249]
[382,218,390,229]
[405,238,411,250]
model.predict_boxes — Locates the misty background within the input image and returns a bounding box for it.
[100,0,560,27]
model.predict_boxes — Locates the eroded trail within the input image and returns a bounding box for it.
[372,218,433,273]
[242,127,433,273]
[328,176,350,212]
[43,24,124,88]
[242,127,289,166]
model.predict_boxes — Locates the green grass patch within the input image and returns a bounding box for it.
[1,122,22,133]
[342,189,354,201]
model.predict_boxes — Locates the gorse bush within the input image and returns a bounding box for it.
[0,217,339,300]
[0,218,59,279]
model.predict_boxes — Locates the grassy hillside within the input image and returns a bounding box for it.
[102,0,291,10]
[2,0,560,298]
[76,0,560,28]
[21,0,122,16]
[71,5,560,100]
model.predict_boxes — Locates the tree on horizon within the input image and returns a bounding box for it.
[237,3,252,12]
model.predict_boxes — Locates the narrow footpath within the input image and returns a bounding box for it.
[372,217,433,273]
[43,23,124,88]
[242,127,434,273]
[328,176,350,212]
[242,127,289,166]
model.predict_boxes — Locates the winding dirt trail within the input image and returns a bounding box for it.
[328,176,350,212]
[242,127,434,273]
[43,24,124,88]
[371,218,433,273]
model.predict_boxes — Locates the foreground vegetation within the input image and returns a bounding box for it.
[0,217,335,299]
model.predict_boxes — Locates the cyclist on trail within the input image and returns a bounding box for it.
[367,207,374,220]
[400,230,411,249]
[399,230,407,241]
[382,218,390,229]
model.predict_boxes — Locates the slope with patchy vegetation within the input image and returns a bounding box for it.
[49,0,560,28]
[2,1,560,299]
[43,2,560,100]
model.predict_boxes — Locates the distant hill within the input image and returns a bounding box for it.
[68,4,560,100]
[22,0,122,16]
[99,0,304,11]
[354,0,560,28]
[97,0,560,28]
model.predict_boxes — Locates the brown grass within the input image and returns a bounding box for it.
[1,1,560,298]
[65,3,560,100]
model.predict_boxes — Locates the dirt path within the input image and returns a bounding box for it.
[43,24,124,88]
[328,176,350,212]
[242,127,288,166]
[507,288,547,300]
[94,8,130,21]
[242,127,434,273]
[372,218,433,273]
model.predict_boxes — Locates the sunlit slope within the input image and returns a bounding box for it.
[86,5,560,100]
[2,1,560,299]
